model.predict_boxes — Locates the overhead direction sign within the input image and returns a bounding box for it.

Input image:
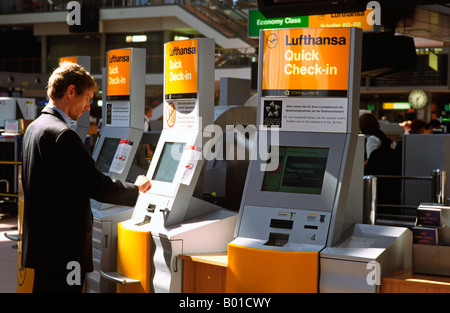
[249,9,374,37]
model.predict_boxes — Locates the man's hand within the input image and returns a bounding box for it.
[134,175,151,193]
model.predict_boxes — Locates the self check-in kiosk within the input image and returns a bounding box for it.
[85,48,146,293]
[100,38,237,293]
[227,27,411,293]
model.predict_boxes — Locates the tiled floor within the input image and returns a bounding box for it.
[0,213,19,293]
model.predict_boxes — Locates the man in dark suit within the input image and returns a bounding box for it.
[21,62,151,293]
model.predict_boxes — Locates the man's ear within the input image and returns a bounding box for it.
[66,84,76,98]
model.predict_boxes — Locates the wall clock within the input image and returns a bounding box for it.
[409,90,428,109]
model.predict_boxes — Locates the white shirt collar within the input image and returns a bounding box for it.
[47,103,71,125]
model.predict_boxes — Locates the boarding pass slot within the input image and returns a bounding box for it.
[135,215,151,226]
[147,203,157,213]
[264,233,289,247]
[270,219,294,229]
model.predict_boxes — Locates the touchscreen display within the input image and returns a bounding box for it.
[96,137,121,173]
[152,142,186,183]
[261,146,329,195]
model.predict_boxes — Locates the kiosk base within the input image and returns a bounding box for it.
[116,222,151,293]
[226,242,319,293]
[85,206,134,293]
[320,223,411,293]
[106,205,237,293]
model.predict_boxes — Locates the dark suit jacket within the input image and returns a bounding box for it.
[21,106,139,273]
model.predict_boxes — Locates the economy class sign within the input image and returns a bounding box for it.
[262,28,350,95]
[165,39,198,96]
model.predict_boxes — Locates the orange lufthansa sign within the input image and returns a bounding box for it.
[107,49,131,97]
[59,56,78,65]
[262,28,350,96]
[165,39,198,96]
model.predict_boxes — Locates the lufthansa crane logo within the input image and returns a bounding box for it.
[266,33,278,49]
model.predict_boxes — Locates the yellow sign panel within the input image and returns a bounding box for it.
[309,10,374,31]
[59,56,78,64]
[262,28,350,96]
[382,102,411,110]
[165,39,198,96]
[107,49,131,97]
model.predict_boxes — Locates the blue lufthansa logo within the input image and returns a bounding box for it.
[266,33,278,49]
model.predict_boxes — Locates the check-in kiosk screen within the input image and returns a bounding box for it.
[261,146,329,195]
[96,137,121,173]
[152,142,186,183]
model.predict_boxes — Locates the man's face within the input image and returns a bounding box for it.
[67,86,94,121]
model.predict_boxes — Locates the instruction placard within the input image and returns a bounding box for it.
[163,99,199,130]
[110,139,134,174]
[105,101,131,127]
[262,97,348,133]
[181,145,202,185]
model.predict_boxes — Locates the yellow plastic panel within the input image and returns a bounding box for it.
[226,243,319,293]
[117,222,151,293]
[17,241,34,293]
[17,192,34,293]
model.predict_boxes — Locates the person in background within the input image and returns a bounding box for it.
[359,112,393,167]
[144,105,154,157]
[144,105,153,132]
[21,62,151,293]
[428,119,443,133]
[409,119,431,134]
[400,120,412,134]
[359,112,401,205]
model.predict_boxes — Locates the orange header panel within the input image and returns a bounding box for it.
[262,28,350,92]
[107,49,131,96]
[165,39,198,96]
